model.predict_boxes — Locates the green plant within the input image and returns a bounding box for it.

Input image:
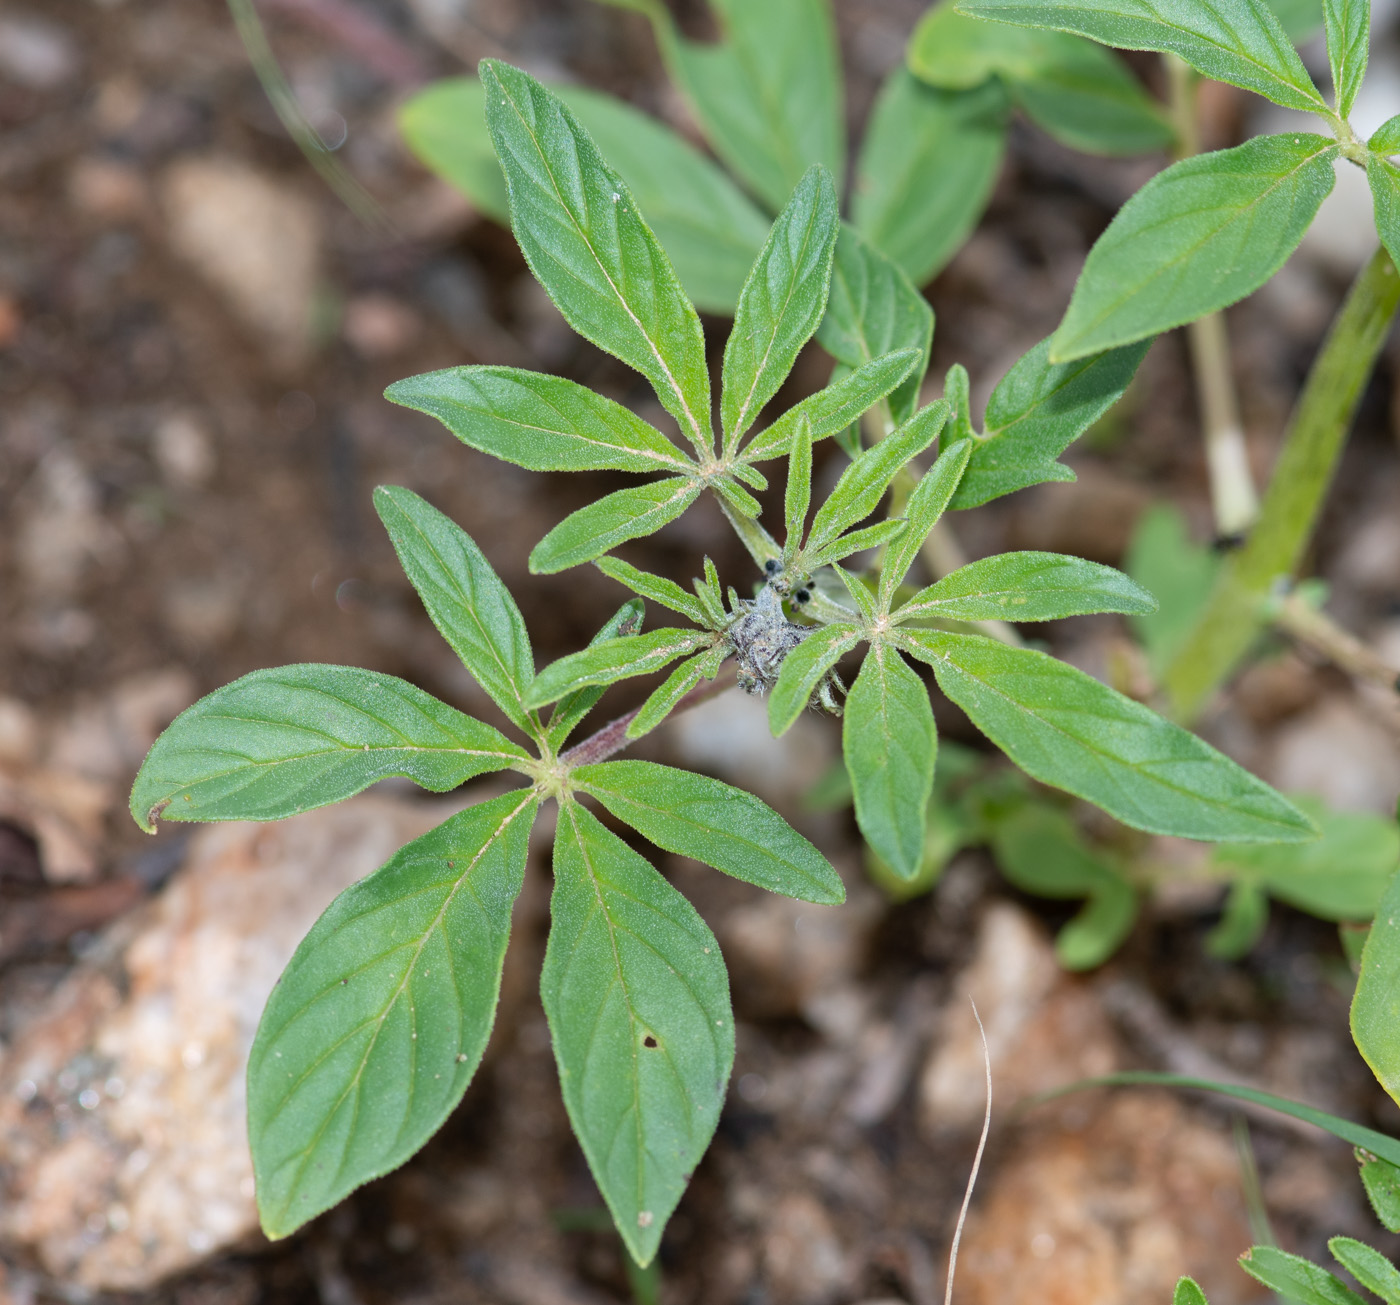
[129,59,1318,1261]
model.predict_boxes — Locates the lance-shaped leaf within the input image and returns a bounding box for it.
[656,0,844,214]
[481,60,712,456]
[843,644,936,880]
[249,791,537,1237]
[895,551,1157,624]
[817,223,935,427]
[1051,134,1339,361]
[743,347,923,462]
[574,759,844,903]
[385,368,690,475]
[1353,866,1400,1111]
[909,8,1172,156]
[1175,1279,1209,1305]
[399,76,770,313]
[896,630,1316,842]
[375,486,535,730]
[546,600,645,751]
[627,644,728,739]
[878,438,973,610]
[1373,115,1400,154]
[988,801,1138,968]
[1360,1157,1400,1233]
[784,415,814,559]
[1329,1239,1400,1305]
[954,336,1150,507]
[721,166,840,452]
[806,401,947,554]
[544,802,732,1266]
[768,624,863,736]
[1368,157,1400,270]
[129,666,527,833]
[807,518,910,569]
[595,557,709,625]
[1240,1248,1366,1305]
[1269,0,1325,40]
[1325,0,1369,118]
[527,628,715,708]
[955,0,1326,112]
[530,478,701,575]
[853,69,1009,286]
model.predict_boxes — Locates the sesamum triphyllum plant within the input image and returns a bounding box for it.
[129,59,1316,1266]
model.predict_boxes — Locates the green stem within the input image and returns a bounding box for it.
[1164,245,1400,720]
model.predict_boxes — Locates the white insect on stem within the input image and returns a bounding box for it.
[945,997,992,1305]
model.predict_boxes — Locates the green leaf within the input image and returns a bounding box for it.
[808,518,911,569]
[1268,0,1325,40]
[988,802,1137,968]
[481,60,713,456]
[398,76,509,224]
[627,645,727,740]
[878,439,973,609]
[1367,157,1400,271]
[834,562,881,624]
[1124,504,1221,677]
[1329,1238,1400,1305]
[843,644,936,879]
[712,472,763,520]
[374,486,536,730]
[1175,1277,1210,1305]
[1372,115,1400,154]
[129,666,527,833]
[895,630,1317,841]
[909,8,1172,156]
[249,791,537,1237]
[574,759,844,903]
[595,557,709,625]
[529,478,702,575]
[544,802,732,1266]
[953,336,1150,507]
[1045,1071,1400,1164]
[1353,867,1400,1110]
[722,166,840,452]
[1210,797,1399,919]
[656,0,844,213]
[1360,1155,1400,1233]
[784,415,814,558]
[807,401,947,553]
[1241,1247,1367,1305]
[742,349,923,462]
[384,367,690,475]
[896,550,1157,623]
[546,600,646,751]
[1205,880,1269,958]
[527,628,714,708]
[768,624,863,736]
[817,223,935,426]
[955,0,1326,112]
[1051,133,1339,361]
[853,68,1009,286]
[1324,0,1369,118]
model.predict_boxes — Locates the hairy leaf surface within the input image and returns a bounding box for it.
[375,486,536,729]
[1324,0,1369,118]
[878,438,973,609]
[530,478,701,574]
[1240,1248,1366,1305]
[1353,866,1400,1112]
[1052,134,1338,360]
[575,760,844,902]
[546,600,645,751]
[1329,1238,1400,1305]
[956,0,1326,111]
[249,791,537,1236]
[528,629,714,707]
[954,336,1150,506]
[482,60,712,455]
[843,644,936,879]
[544,803,732,1266]
[896,631,1316,841]
[1368,157,1400,270]
[768,625,863,736]
[385,368,689,474]
[130,666,527,833]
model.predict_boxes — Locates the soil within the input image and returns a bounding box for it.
[3,1,1400,1303]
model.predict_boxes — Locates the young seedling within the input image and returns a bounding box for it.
[132,61,1315,1262]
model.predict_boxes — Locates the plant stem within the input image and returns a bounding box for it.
[561,664,738,767]
[1273,593,1400,697]
[1163,246,1400,720]
[1165,53,1260,539]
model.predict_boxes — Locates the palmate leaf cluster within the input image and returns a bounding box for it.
[132,53,1321,1266]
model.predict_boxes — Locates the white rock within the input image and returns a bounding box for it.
[0,794,467,1289]
[161,159,320,363]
